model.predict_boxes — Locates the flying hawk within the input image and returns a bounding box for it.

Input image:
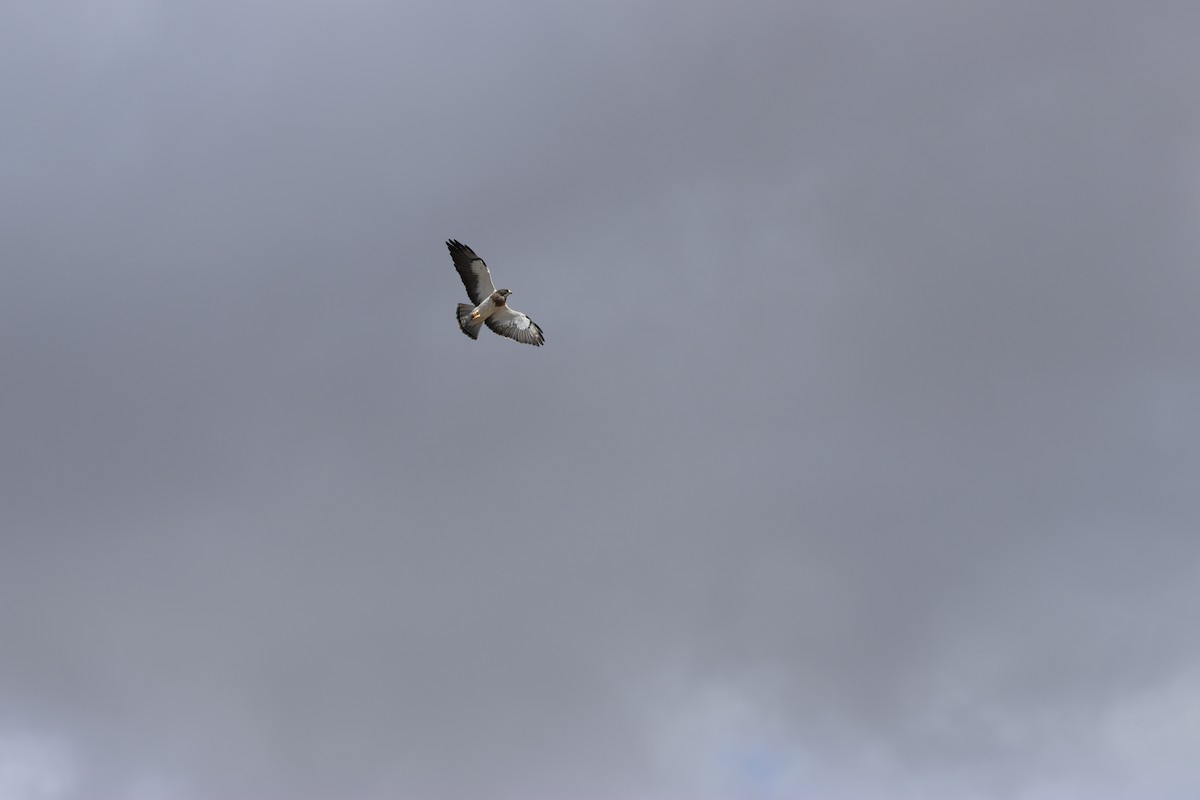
[447,239,545,346]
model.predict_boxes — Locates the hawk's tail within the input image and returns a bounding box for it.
[456,304,483,340]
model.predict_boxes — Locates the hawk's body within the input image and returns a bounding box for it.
[447,240,544,346]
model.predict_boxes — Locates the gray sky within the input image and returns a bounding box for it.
[3,1,1199,798]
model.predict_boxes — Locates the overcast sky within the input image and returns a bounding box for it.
[3,1,1199,799]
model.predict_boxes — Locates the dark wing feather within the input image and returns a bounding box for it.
[485,307,545,346]
[446,239,496,306]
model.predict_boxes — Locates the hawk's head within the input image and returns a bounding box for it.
[494,288,511,306]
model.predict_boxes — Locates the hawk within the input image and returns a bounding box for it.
[447,239,545,346]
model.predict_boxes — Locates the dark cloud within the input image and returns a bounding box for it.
[2,2,1199,798]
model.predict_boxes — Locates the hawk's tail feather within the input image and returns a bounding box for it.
[456,304,483,340]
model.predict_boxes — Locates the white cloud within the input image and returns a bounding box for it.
[0,733,75,800]
[1103,667,1200,796]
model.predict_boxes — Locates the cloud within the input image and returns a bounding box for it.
[2,1,1198,798]
[0,733,75,800]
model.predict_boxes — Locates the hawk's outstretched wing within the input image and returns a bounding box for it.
[486,307,545,346]
[447,239,496,306]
